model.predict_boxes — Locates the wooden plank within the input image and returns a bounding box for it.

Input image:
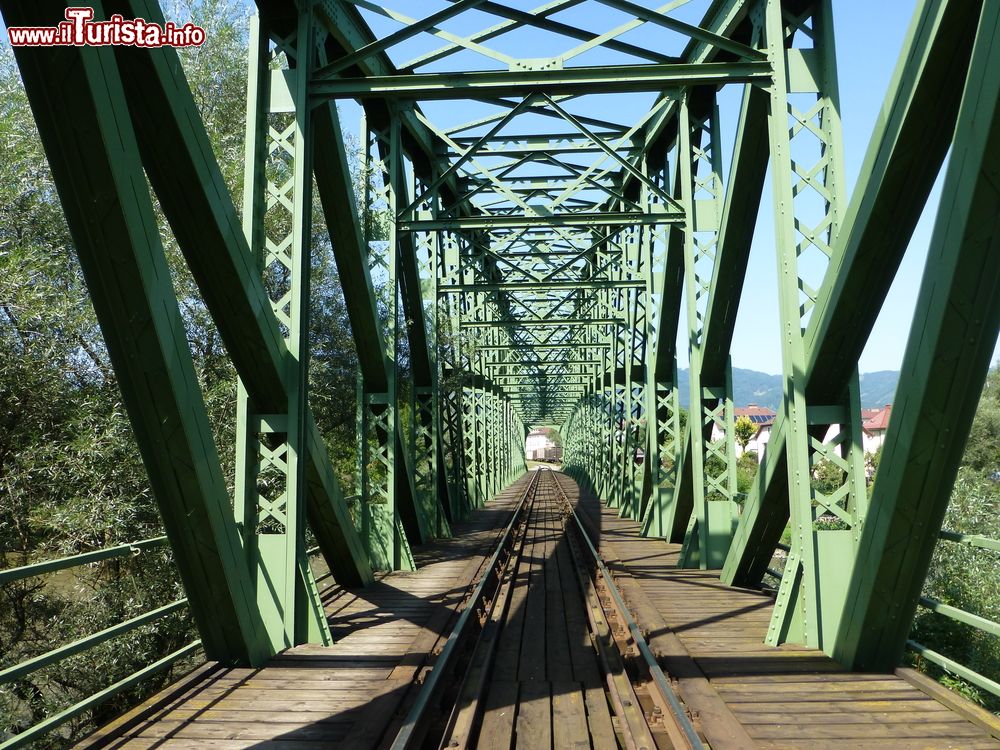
[330,678,412,749]
[551,681,590,750]
[725,698,945,714]
[128,720,351,741]
[516,512,547,682]
[581,488,1000,750]
[515,681,552,750]
[598,540,755,748]
[101,740,335,750]
[150,709,363,724]
[76,663,224,749]
[735,710,970,725]
[755,741,1000,750]
[897,667,1000,741]
[545,506,575,683]
[477,681,519,750]
[555,534,602,685]
[747,721,987,740]
[82,490,522,750]
[582,685,617,750]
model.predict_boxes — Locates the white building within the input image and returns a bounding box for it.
[711,405,777,462]
[524,429,555,460]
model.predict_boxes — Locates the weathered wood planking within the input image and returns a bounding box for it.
[566,474,1000,750]
[78,476,532,750]
[477,474,624,749]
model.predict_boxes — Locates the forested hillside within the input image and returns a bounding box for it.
[675,367,899,410]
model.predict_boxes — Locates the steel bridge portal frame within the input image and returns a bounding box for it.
[2,0,998,682]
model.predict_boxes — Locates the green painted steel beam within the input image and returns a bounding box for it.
[595,0,766,62]
[833,1,1000,669]
[458,144,636,156]
[400,210,682,231]
[659,85,767,541]
[312,79,390,394]
[461,318,623,327]
[451,132,630,145]
[479,344,610,351]
[440,280,644,292]
[722,0,984,589]
[2,0,270,664]
[698,85,769,382]
[640,0,753,163]
[311,61,771,100]
[109,0,374,590]
[309,17,441,553]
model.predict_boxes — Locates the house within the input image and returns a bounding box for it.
[704,402,891,466]
[525,428,556,460]
[710,405,777,462]
[861,405,892,453]
[816,404,892,457]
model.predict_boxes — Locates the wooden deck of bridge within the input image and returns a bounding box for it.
[78,476,530,750]
[570,477,1000,750]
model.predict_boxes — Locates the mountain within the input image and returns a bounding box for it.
[676,368,898,411]
[858,370,900,409]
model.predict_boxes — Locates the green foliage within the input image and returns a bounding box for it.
[735,450,758,499]
[960,366,1000,474]
[542,427,563,448]
[864,446,882,494]
[734,415,754,451]
[909,367,1000,712]
[810,457,845,497]
[0,3,286,745]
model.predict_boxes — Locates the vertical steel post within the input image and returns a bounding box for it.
[236,8,331,649]
[761,0,864,648]
[677,92,739,569]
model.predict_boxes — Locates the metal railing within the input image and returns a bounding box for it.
[761,530,1000,700]
[0,537,199,750]
[906,530,1000,700]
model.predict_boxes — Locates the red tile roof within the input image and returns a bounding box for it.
[863,405,892,433]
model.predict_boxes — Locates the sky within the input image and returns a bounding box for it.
[2,1,997,376]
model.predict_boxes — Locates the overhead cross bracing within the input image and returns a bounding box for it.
[1,0,999,746]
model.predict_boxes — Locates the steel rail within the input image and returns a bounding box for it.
[551,474,706,749]
[389,470,541,750]
[438,483,535,748]
[0,598,189,684]
[563,500,659,750]
[0,535,170,585]
[0,640,202,750]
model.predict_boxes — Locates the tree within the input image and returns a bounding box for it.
[734,415,754,452]
[909,366,1000,711]
[0,3,293,745]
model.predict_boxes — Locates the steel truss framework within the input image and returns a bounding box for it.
[3,0,998,678]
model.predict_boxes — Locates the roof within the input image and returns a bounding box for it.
[863,405,892,433]
[735,405,777,427]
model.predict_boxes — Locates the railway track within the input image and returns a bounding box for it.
[388,469,706,750]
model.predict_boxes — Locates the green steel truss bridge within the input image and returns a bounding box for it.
[2,0,999,747]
